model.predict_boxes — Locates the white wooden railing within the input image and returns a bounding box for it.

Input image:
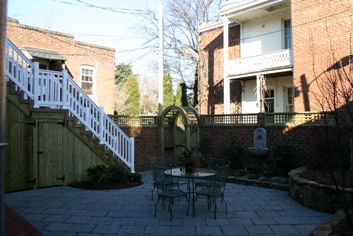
[228,49,292,75]
[5,38,135,172]
[222,0,263,13]
[224,0,252,7]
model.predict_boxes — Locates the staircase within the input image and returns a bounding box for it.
[5,38,135,172]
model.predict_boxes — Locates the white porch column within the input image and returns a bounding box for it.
[256,74,261,112]
[223,16,230,114]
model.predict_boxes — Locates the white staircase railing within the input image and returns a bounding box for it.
[5,38,135,172]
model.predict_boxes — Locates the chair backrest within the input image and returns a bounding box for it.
[208,158,226,170]
[214,164,230,191]
[151,164,171,190]
[150,157,167,168]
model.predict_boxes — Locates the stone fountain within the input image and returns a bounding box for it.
[248,127,270,159]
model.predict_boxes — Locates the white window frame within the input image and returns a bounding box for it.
[36,59,50,70]
[80,65,96,98]
[264,89,275,113]
[283,19,292,50]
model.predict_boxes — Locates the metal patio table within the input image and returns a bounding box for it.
[164,167,216,216]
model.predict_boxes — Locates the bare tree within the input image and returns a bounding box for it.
[114,84,135,115]
[312,52,353,233]
[139,0,224,106]
[139,75,159,115]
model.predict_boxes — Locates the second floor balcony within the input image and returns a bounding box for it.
[227,49,293,77]
[221,0,290,23]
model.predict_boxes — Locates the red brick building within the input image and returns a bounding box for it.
[198,0,353,115]
[7,18,116,114]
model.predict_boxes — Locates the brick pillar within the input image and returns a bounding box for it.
[257,113,265,126]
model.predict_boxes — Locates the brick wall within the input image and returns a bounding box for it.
[291,0,353,112]
[7,18,116,114]
[198,23,241,115]
[122,120,326,174]
[199,0,353,114]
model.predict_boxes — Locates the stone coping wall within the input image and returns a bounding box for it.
[288,166,353,214]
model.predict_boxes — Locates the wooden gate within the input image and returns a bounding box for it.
[174,116,199,149]
[36,122,65,188]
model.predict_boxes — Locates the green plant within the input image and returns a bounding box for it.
[86,164,142,184]
[176,145,201,167]
[103,165,142,183]
[270,139,298,177]
[103,165,126,182]
[87,164,107,183]
[230,168,249,177]
[126,172,142,182]
[222,135,243,169]
[268,176,288,184]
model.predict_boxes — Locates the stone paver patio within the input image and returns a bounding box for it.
[4,171,331,235]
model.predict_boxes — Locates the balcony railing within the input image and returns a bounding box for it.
[223,0,253,9]
[228,49,292,76]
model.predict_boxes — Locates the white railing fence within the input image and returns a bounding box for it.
[5,38,135,172]
[228,49,292,75]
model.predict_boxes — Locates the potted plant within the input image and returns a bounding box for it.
[176,145,201,173]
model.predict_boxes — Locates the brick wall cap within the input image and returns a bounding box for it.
[8,17,115,52]
[199,21,238,33]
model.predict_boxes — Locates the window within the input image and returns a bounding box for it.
[284,19,292,49]
[285,87,294,112]
[36,59,49,70]
[80,66,96,95]
[264,90,274,113]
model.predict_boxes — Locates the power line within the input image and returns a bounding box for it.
[52,0,149,15]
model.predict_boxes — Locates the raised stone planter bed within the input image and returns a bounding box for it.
[309,209,348,236]
[229,176,289,191]
[288,166,353,214]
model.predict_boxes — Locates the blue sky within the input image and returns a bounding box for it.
[7,0,162,73]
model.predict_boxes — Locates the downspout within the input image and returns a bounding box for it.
[0,0,7,235]
[223,16,230,114]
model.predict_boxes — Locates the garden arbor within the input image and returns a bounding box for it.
[159,106,200,157]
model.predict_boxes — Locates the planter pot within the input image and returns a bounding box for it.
[184,160,199,173]
[185,165,194,173]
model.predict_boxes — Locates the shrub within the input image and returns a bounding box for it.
[222,135,243,169]
[103,165,126,182]
[87,164,107,183]
[271,139,298,177]
[86,164,142,184]
[230,168,248,177]
[103,165,142,183]
[126,172,142,182]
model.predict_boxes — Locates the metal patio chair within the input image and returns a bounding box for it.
[194,157,227,190]
[150,156,179,200]
[153,165,189,221]
[193,164,229,219]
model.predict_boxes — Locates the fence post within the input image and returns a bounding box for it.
[62,70,68,109]
[130,137,135,173]
[99,107,104,144]
[33,62,39,108]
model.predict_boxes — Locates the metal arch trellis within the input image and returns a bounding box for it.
[158,106,200,157]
